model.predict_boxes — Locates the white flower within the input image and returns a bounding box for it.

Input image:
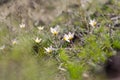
[63,32,74,42]
[12,39,18,45]
[50,25,60,35]
[63,34,70,42]
[68,32,74,40]
[0,45,5,50]
[19,23,25,28]
[34,37,42,43]
[89,19,97,27]
[44,46,54,53]
[37,26,44,30]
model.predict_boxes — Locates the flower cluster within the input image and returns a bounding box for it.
[63,32,74,42]
[13,20,97,54]
[44,25,75,53]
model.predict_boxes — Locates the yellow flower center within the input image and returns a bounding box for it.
[93,22,97,26]
[53,31,58,35]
